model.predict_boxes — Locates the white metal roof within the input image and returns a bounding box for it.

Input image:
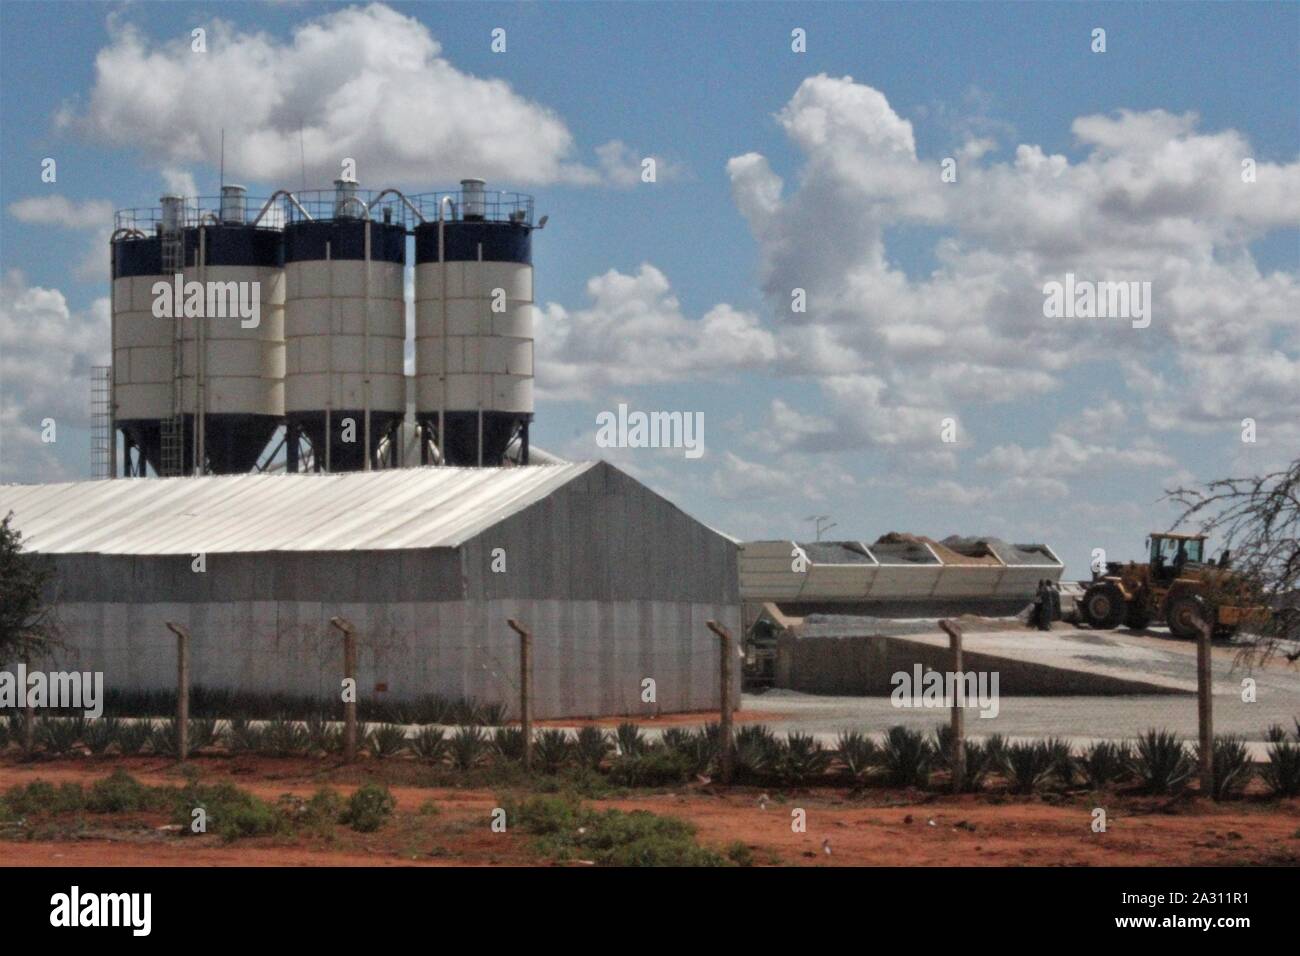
[0,463,596,555]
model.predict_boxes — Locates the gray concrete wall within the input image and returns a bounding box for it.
[43,598,740,719]
[776,633,1187,696]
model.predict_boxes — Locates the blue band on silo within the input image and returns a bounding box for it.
[414,221,532,265]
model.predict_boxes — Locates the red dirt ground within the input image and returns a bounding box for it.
[2,756,1297,867]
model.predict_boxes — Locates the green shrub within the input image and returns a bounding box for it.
[535,729,572,773]
[931,726,994,793]
[340,783,396,833]
[174,780,287,842]
[189,718,220,752]
[1131,730,1194,795]
[726,841,754,866]
[574,726,612,770]
[86,769,158,813]
[4,780,85,816]
[882,726,933,788]
[148,719,182,757]
[1199,735,1253,800]
[607,749,692,787]
[1079,741,1132,790]
[504,794,725,867]
[413,726,449,763]
[1001,741,1057,794]
[367,723,408,759]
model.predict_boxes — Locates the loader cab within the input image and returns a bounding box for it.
[1148,533,1204,583]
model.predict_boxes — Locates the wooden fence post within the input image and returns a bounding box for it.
[330,617,358,762]
[165,622,191,761]
[1197,614,1214,796]
[707,621,735,784]
[507,619,532,770]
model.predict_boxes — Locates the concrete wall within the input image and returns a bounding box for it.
[45,598,739,719]
[776,633,1185,696]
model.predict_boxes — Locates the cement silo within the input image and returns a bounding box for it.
[110,190,284,475]
[413,181,537,466]
[282,182,407,471]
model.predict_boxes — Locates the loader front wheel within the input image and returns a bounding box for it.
[1082,583,1125,630]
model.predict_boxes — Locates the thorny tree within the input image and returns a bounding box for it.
[0,511,57,664]
[1168,457,1300,662]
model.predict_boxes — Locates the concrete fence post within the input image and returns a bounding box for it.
[165,622,191,761]
[330,617,358,763]
[939,619,965,793]
[22,658,35,756]
[507,619,532,770]
[707,620,734,784]
[1197,614,1214,797]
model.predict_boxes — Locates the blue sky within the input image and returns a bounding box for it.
[1,1,1297,577]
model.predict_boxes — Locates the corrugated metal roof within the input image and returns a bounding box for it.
[0,463,596,555]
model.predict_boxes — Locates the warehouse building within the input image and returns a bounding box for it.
[0,462,739,719]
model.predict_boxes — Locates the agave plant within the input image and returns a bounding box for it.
[1044,737,1077,786]
[82,716,120,755]
[1261,726,1300,798]
[116,720,151,756]
[0,714,11,750]
[493,726,526,762]
[39,717,85,756]
[661,728,693,753]
[413,726,449,763]
[260,717,311,757]
[367,723,409,759]
[574,726,612,770]
[479,701,508,726]
[189,718,221,753]
[450,725,489,770]
[148,718,182,757]
[677,729,718,777]
[614,721,648,757]
[534,729,572,773]
[836,730,879,780]
[1001,741,1056,794]
[304,713,339,755]
[1130,730,1194,795]
[931,725,991,792]
[224,716,261,754]
[1199,735,1253,801]
[734,724,781,782]
[882,726,933,788]
[1079,741,1132,790]
[780,732,832,785]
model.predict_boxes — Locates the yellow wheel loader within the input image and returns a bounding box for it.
[1080,532,1267,639]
